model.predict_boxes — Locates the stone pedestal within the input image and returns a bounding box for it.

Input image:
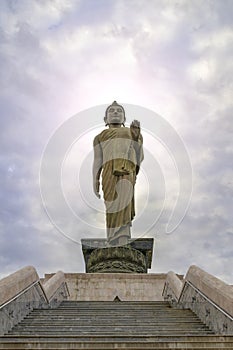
[81,238,154,273]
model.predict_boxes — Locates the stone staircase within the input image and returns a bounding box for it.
[0,301,232,349]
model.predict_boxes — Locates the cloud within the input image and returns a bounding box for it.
[0,0,232,284]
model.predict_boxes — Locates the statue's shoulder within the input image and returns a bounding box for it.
[93,128,109,144]
[94,127,137,144]
[99,129,111,139]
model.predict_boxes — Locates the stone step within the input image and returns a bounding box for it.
[56,303,179,310]
[5,300,217,347]
[23,313,200,322]
[28,311,197,319]
[54,309,183,313]
[28,312,196,318]
[0,336,233,349]
[29,310,198,315]
[28,304,189,308]
[16,320,205,326]
[59,301,169,305]
[12,325,210,333]
[31,308,194,313]
[12,321,210,328]
[9,331,214,336]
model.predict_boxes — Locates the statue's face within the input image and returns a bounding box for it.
[106,105,125,124]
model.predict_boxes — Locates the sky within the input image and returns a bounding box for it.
[0,0,233,284]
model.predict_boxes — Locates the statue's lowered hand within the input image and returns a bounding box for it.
[93,180,101,199]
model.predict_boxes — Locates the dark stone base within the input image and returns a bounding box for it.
[81,238,154,274]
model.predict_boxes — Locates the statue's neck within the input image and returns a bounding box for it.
[109,123,121,128]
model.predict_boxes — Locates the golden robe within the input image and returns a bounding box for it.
[93,126,143,243]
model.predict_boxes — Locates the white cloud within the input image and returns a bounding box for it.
[0,0,75,34]
[0,0,232,283]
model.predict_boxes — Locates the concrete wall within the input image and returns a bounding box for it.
[44,272,176,301]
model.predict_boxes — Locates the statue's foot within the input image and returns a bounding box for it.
[108,235,129,247]
[118,235,129,246]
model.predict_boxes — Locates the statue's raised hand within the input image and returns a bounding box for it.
[130,119,141,141]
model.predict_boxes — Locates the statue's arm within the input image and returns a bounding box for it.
[136,133,144,174]
[93,135,103,199]
[130,120,144,175]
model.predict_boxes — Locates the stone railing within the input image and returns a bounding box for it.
[0,266,69,335]
[163,265,233,335]
[43,270,69,308]
[163,271,183,306]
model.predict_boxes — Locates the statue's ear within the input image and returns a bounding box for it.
[104,115,108,126]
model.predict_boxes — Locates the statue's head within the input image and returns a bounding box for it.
[104,101,126,126]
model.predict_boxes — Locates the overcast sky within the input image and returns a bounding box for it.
[0,0,233,284]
